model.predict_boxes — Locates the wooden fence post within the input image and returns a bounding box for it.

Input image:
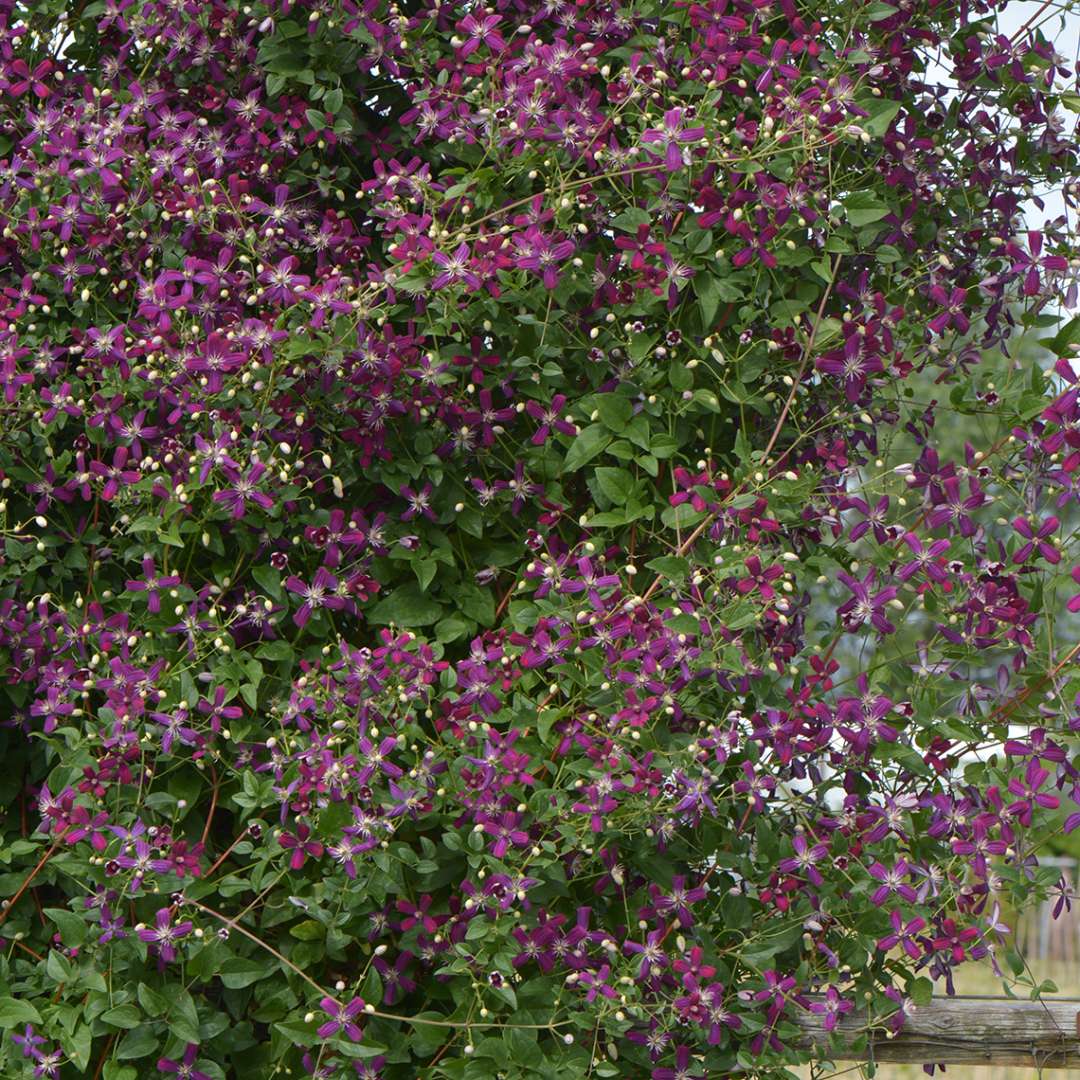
[793,996,1080,1069]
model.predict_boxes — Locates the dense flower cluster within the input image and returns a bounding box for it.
[0,0,1078,1076]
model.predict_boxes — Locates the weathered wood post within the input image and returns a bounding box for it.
[793,997,1080,1069]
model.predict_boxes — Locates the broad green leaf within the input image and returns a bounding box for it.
[0,996,43,1027]
[563,424,611,472]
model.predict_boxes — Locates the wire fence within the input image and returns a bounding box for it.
[1013,856,1080,968]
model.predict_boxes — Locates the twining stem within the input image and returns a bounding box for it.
[188,898,571,1031]
[0,843,58,928]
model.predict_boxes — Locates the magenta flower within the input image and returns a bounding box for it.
[808,986,854,1033]
[212,463,274,519]
[431,243,481,290]
[877,910,927,959]
[525,395,576,445]
[259,255,310,304]
[514,228,576,289]
[896,534,950,583]
[641,108,705,172]
[317,995,366,1041]
[1011,516,1060,564]
[399,482,437,521]
[927,284,970,334]
[125,555,182,614]
[736,556,784,600]
[137,908,193,963]
[158,1045,212,1080]
[652,1044,706,1080]
[279,824,324,869]
[837,569,899,634]
[778,833,829,886]
[456,12,505,56]
[284,567,344,627]
[867,859,917,905]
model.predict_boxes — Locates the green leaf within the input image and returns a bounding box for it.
[1046,315,1080,356]
[843,191,889,227]
[669,363,693,391]
[909,977,934,1006]
[866,1,897,18]
[274,1020,318,1047]
[103,1065,137,1080]
[645,556,689,584]
[252,563,282,598]
[102,1005,143,1029]
[64,1024,93,1071]
[412,558,438,592]
[219,956,270,989]
[170,1005,200,1045]
[324,87,343,113]
[696,274,722,329]
[611,207,652,232]
[692,388,722,412]
[595,394,632,432]
[47,949,73,984]
[863,99,901,137]
[137,984,169,1017]
[255,639,293,661]
[116,1025,160,1060]
[594,467,635,505]
[458,585,494,626]
[367,583,443,627]
[563,424,611,472]
[290,919,325,941]
[0,996,43,1027]
[44,907,87,947]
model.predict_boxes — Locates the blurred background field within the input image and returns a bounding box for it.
[798,863,1080,1080]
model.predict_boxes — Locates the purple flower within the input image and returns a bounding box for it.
[524,395,576,445]
[279,824,324,869]
[927,284,970,334]
[158,1044,212,1080]
[372,951,415,1005]
[641,108,705,172]
[777,832,829,886]
[896,533,950,583]
[317,995,366,1041]
[877,910,927,959]
[399,483,437,521]
[285,567,343,627]
[258,255,310,304]
[655,875,707,927]
[137,908,193,963]
[12,1024,46,1059]
[867,859,917,905]
[808,986,854,1032]
[514,229,576,289]
[125,555,182,614]
[431,243,481,291]
[837,569,899,634]
[1011,515,1060,564]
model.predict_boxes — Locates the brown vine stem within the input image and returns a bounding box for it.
[91,1033,116,1080]
[639,255,841,606]
[189,899,570,1031]
[987,639,1080,728]
[762,255,840,464]
[200,765,220,848]
[0,843,58,928]
[13,940,44,962]
[1008,0,1056,43]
